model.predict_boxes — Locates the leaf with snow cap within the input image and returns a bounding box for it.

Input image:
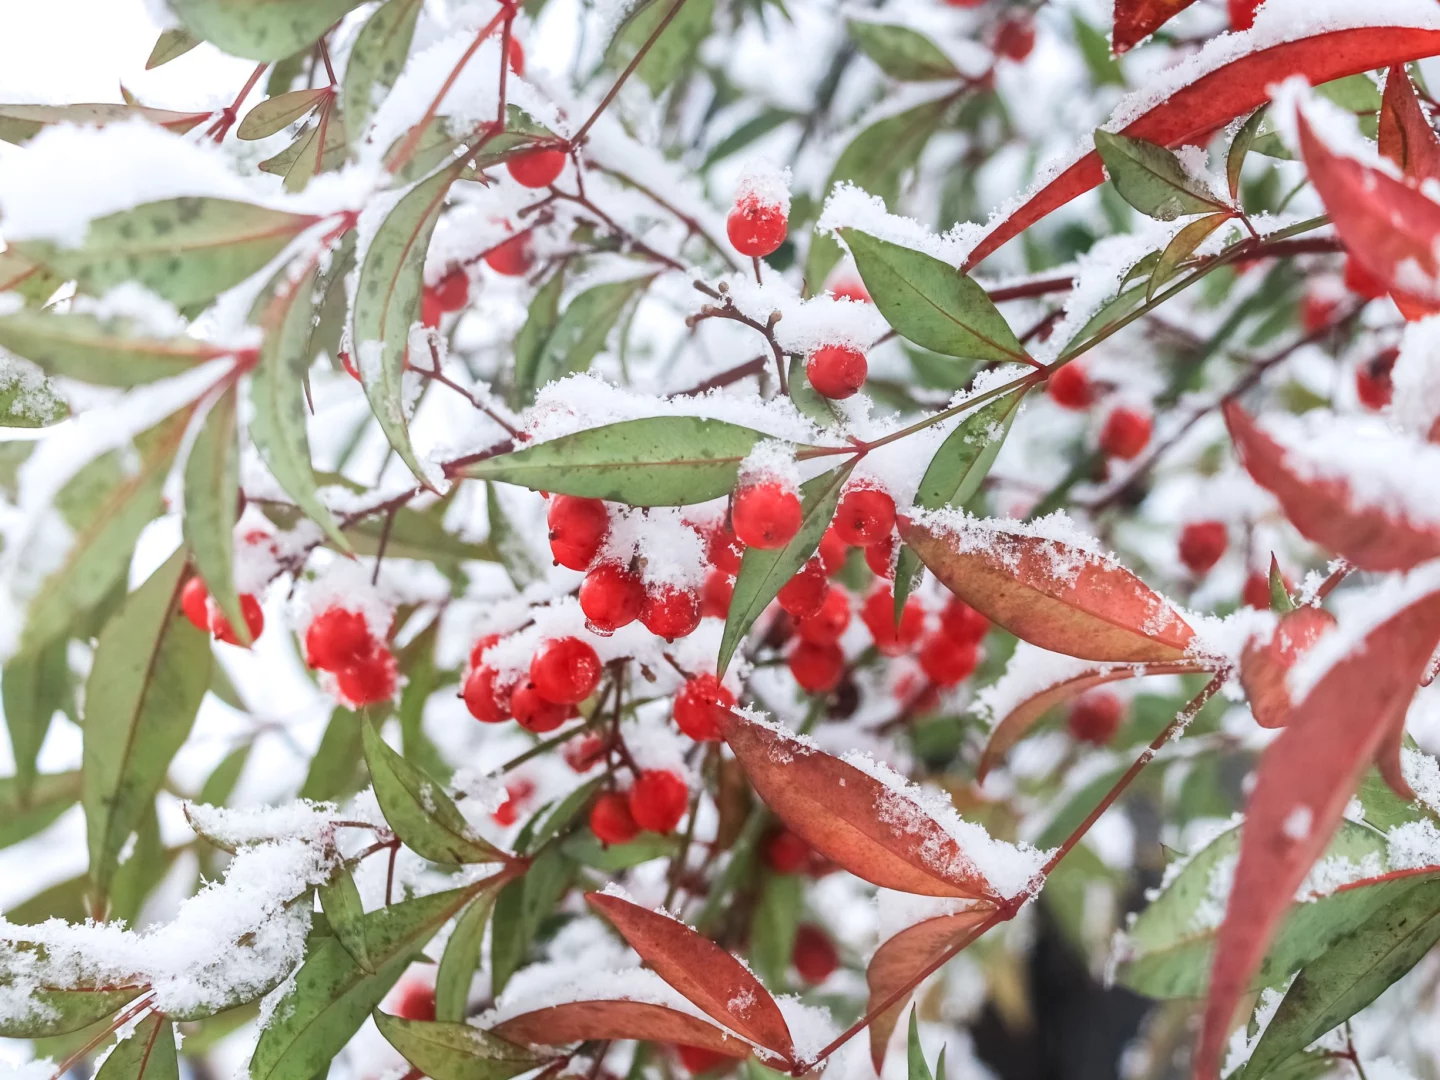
[375,1011,547,1080]
[1239,606,1337,729]
[170,0,368,62]
[1193,581,1440,1079]
[0,360,67,428]
[361,722,506,865]
[94,1010,177,1080]
[1111,0,1202,54]
[0,103,208,144]
[847,21,959,81]
[0,310,231,387]
[182,385,245,645]
[1224,402,1440,572]
[587,892,795,1060]
[492,999,751,1057]
[722,710,1010,900]
[343,0,423,144]
[1379,66,1440,183]
[0,977,146,1038]
[899,515,1195,664]
[1093,130,1230,221]
[962,21,1440,270]
[839,230,1027,363]
[15,198,319,308]
[463,416,778,506]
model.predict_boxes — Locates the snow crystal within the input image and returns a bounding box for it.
[303,558,399,641]
[1185,608,1277,672]
[716,274,887,353]
[734,159,791,215]
[1222,983,1291,1075]
[738,438,800,488]
[1402,748,1440,815]
[1298,851,1387,899]
[0,355,64,426]
[183,799,359,848]
[599,507,708,589]
[1387,818,1440,871]
[1282,805,1313,841]
[818,183,980,267]
[1389,315,1440,439]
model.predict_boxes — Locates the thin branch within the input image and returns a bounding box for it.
[569,0,691,148]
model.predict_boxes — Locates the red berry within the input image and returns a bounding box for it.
[421,286,444,328]
[432,268,469,312]
[464,665,513,723]
[918,634,978,687]
[506,36,525,76]
[484,231,534,276]
[940,599,988,645]
[468,632,501,671]
[726,197,787,258]
[641,584,702,640]
[564,733,608,772]
[1099,406,1152,460]
[817,528,848,575]
[1301,291,1339,335]
[628,770,689,834]
[1068,691,1125,744]
[508,147,566,188]
[676,1045,732,1075]
[792,924,838,985]
[861,589,924,657]
[336,646,398,707]
[393,982,435,1022]
[864,533,896,579]
[1048,363,1093,410]
[806,344,867,400]
[211,594,265,646]
[701,568,734,619]
[993,15,1035,61]
[829,279,870,303]
[590,790,640,845]
[673,674,734,742]
[796,587,849,645]
[1344,255,1388,299]
[580,563,646,632]
[706,524,744,574]
[789,641,845,693]
[833,487,896,547]
[1356,346,1398,410]
[181,577,210,631]
[776,558,827,619]
[306,608,372,672]
[547,495,609,570]
[732,481,802,550]
[1178,521,1228,574]
[764,829,811,874]
[492,779,534,826]
[511,681,572,733]
[530,636,602,704]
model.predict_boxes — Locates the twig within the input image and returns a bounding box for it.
[206,63,267,142]
[569,0,691,147]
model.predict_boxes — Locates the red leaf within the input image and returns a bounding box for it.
[1193,583,1440,1079]
[1224,401,1440,571]
[899,515,1195,663]
[962,24,1440,270]
[585,892,795,1060]
[865,910,992,1070]
[1112,0,1202,55]
[721,710,1008,900]
[1238,606,1337,729]
[1379,66,1440,183]
[493,1001,750,1058]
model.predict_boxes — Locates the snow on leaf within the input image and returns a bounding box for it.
[1379,65,1440,183]
[0,309,231,387]
[1239,605,1337,729]
[1093,131,1231,221]
[0,104,209,145]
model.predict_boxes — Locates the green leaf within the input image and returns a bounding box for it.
[0,249,64,305]
[511,265,566,408]
[1,641,73,797]
[183,385,245,642]
[1244,876,1440,1079]
[1072,14,1123,87]
[787,355,841,428]
[464,416,777,506]
[0,771,82,850]
[352,161,462,486]
[1093,130,1230,222]
[171,0,368,61]
[1317,73,1383,113]
[237,87,331,140]
[490,846,574,996]
[749,871,801,989]
[108,803,173,928]
[249,263,350,550]
[531,276,653,393]
[609,0,715,95]
[719,462,854,675]
[0,983,144,1039]
[83,547,212,898]
[702,108,799,171]
[198,741,252,806]
[1270,558,1297,612]
[278,101,347,193]
[251,885,480,1080]
[848,20,958,81]
[343,0,423,142]
[320,867,374,973]
[840,229,1027,362]
[907,1010,933,1080]
[374,1012,545,1080]
[299,708,367,801]
[1147,212,1233,300]
[0,359,67,428]
[435,889,498,1022]
[362,722,506,864]
[16,198,318,307]
[486,484,548,592]
[0,104,207,145]
[560,829,678,870]
[0,310,224,386]
[1228,108,1267,202]
[147,27,201,68]
[94,1010,178,1080]
[519,778,603,857]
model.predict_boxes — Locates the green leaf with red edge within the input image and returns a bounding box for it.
[94,1010,177,1080]
[1147,212,1233,299]
[1379,65,1440,182]
[0,310,230,387]
[898,515,1195,663]
[1111,0,1202,54]
[1193,581,1440,1080]
[182,385,245,645]
[1093,130,1231,221]
[961,21,1440,270]
[865,909,992,1071]
[343,0,423,145]
[721,709,1003,900]
[374,1011,547,1080]
[147,27,200,69]
[586,892,795,1060]
[237,87,331,140]
[0,103,208,144]
[1224,401,1440,572]
[1239,605,1336,729]
[171,0,368,62]
[492,1000,752,1058]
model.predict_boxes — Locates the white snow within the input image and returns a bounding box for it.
[733,159,792,215]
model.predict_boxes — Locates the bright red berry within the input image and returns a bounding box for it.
[833,487,896,547]
[731,480,802,550]
[940,599,988,645]
[673,674,734,741]
[726,196,787,258]
[1068,691,1125,744]
[336,646,398,707]
[306,608,372,672]
[796,587,849,645]
[393,981,435,1022]
[676,1045,731,1075]
[628,770,689,833]
[506,36,525,75]
[1048,363,1093,410]
[484,231,534,276]
[861,589,924,657]
[764,829,811,874]
[591,790,640,845]
[508,147,566,188]
[792,924,838,985]
[789,641,845,693]
[776,558,827,619]
[547,495,609,570]
[701,568,734,619]
[918,634,978,687]
[1356,346,1398,410]
[468,632,501,671]
[181,576,210,631]
[993,15,1035,60]
[510,682,571,733]
[1344,255,1388,299]
[707,524,744,574]
[432,268,469,312]
[211,594,265,647]
[817,528,848,575]
[530,637,602,704]
[864,533,896,579]
[464,665,513,723]
[580,563,646,633]
[641,584,702,640]
[1178,521,1228,574]
[564,733,608,772]
[492,779,534,826]
[829,279,870,303]
[1099,406,1152,460]
[806,344,867,400]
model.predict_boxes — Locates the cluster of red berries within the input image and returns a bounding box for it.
[1047,365,1153,461]
[1067,690,1125,745]
[181,577,264,646]
[465,634,600,732]
[589,769,690,842]
[304,606,398,707]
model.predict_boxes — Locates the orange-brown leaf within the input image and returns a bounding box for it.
[722,710,1002,900]
[1238,606,1337,729]
[493,1001,750,1057]
[1193,584,1440,1079]
[1379,66,1440,183]
[585,893,794,1060]
[899,517,1194,663]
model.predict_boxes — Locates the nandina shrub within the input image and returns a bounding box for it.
[5,2,1440,1080]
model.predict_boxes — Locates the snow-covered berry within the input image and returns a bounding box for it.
[531,637,602,704]
[641,584,702,640]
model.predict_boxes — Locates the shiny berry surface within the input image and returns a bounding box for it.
[530,636,602,704]
[464,665,512,723]
[776,557,827,618]
[806,344,867,400]
[673,673,735,741]
[833,487,895,547]
[726,197,787,258]
[547,495,609,570]
[507,147,566,188]
[640,584,702,640]
[306,608,372,672]
[580,562,645,632]
[628,770,689,833]
[590,790,640,845]
[731,481,802,550]
[511,682,571,733]
[210,594,264,647]
[484,231,534,276]
[336,647,398,707]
